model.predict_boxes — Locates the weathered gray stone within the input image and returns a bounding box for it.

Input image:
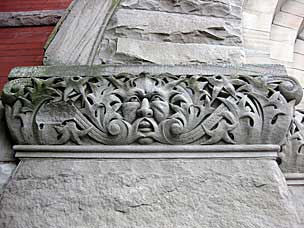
[0,10,64,27]
[101,8,241,45]
[44,0,243,65]
[2,64,301,146]
[120,0,243,19]
[96,8,242,64]
[0,159,299,228]
[0,162,16,195]
[44,0,120,65]
[0,101,13,161]
[285,173,304,227]
[97,38,244,64]
[289,186,304,227]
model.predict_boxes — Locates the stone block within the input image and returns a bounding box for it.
[281,0,304,17]
[270,40,295,62]
[104,38,245,64]
[285,173,304,226]
[120,0,243,19]
[293,53,304,70]
[244,49,272,64]
[270,25,298,42]
[242,10,273,32]
[273,11,303,30]
[244,0,278,13]
[243,28,270,51]
[0,159,300,228]
[295,39,304,55]
[106,8,241,46]
[289,186,304,226]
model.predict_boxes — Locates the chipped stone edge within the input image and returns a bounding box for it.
[285,173,304,186]
[44,1,76,51]
[13,144,279,159]
[0,10,65,27]
[8,64,289,79]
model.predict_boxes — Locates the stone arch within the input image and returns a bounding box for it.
[243,0,304,100]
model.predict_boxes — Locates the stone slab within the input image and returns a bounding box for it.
[0,158,299,228]
[243,28,270,52]
[120,0,243,19]
[273,11,303,30]
[96,7,242,64]
[44,0,243,65]
[103,8,241,45]
[7,64,289,79]
[0,10,64,27]
[111,38,245,64]
[281,0,304,17]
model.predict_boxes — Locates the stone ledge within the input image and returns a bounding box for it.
[285,173,304,186]
[0,10,65,27]
[14,144,279,159]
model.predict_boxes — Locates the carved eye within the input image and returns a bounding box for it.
[151,94,163,102]
[128,96,139,102]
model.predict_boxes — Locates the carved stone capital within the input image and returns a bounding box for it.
[2,64,302,146]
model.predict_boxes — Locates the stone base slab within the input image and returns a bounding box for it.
[0,157,300,228]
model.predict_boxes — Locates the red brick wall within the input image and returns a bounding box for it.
[0,0,73,90]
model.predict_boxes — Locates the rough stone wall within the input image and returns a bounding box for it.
[95,0,244,64]
[44,0,245,65]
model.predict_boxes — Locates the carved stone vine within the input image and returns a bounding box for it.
[1,72,302,146]
[280,109,304,172]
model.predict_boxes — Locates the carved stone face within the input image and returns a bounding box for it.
[122,88,170,143]
[109,75,192,144]
[122,88,170,123]
[118,76,172,144]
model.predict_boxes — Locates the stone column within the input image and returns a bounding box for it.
[0,64,302,227]
[0,145,300,228]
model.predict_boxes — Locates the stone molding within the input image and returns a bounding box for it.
[13,144,279,159]
[285,173,304,186]
[1,64,302,147]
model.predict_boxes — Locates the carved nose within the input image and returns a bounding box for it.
[137,98,153,117]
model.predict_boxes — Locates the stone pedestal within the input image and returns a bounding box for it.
[0,145,300,228]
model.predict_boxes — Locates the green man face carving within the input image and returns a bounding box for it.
[109,74,192,144]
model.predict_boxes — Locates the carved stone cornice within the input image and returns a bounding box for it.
[2,64,302,146]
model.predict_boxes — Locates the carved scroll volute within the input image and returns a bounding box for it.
[2,71,302,146]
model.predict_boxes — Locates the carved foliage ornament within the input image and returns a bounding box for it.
[2,72,302,145]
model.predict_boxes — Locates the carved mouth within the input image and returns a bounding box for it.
[138,119,154,133]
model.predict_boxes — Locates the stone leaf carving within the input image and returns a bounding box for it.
[2,72,302,145]
[280,109,304,173]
